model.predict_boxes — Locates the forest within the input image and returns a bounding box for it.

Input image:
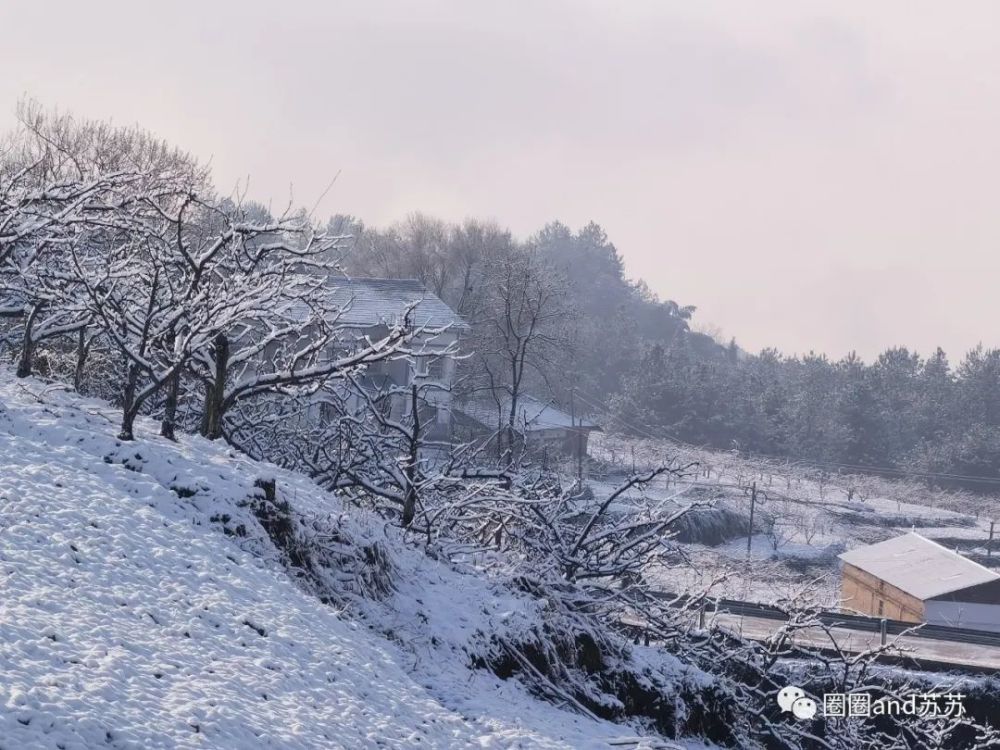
[337,212,1000,489]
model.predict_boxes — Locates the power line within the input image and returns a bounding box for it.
[573,389,675,444]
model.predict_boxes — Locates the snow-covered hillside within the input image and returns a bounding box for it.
[0,375,701,750]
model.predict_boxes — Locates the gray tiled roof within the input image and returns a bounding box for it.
[456,394,600,433]
[839,532,999,600]
[327,277,469,331]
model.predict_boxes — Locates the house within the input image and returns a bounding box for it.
[323,277,469,437]
[454,393,601,457]
[839,532,1000,632]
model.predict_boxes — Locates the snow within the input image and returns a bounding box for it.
[320,277,470,331]
[589,433,999,608]
[839,532,999,600]
[0,375,694,750]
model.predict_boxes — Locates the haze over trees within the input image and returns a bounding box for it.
[6,102,1000,749]
[338,212,1000,489]
[7,97,1000,491]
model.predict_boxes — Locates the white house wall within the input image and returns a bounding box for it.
[924,600,1000,633]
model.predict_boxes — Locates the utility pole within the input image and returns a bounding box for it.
[570,388,582,481]
[989,521,995,559]
[746,481,758,559]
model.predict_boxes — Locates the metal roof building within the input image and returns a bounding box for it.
[838,532,1000,632]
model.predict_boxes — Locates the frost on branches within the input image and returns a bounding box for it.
[2,104,999,749]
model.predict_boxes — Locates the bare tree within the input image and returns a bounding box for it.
[63,180,333,441]
[190,283,419,441]
[0,104,151,380]
[226,329,462,528]
[474,245,570,462]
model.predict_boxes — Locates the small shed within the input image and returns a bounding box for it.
[838,532,1000,632]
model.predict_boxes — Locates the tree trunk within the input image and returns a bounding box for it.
[119,408,138,442]
[74,327,88,391]
[15,304,42,379]
[119,362,140,441]
[199,382,212,437]
[160,369,180,441]
[401,384,421,528]
[159,329,180,441]
[504,390,515,465]
[202,333,229,440]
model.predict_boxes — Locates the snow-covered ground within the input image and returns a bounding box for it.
[588,433,998,608]
[0,376,702,750]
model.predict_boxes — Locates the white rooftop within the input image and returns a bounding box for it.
[324,277,469,331]
[458,394,600,433]
[839,532,1000,600]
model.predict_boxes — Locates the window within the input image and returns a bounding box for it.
[428,356,446,381]
[413,354,447,381]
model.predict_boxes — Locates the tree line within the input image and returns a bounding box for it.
[336,213,1000,489]
[615,342,1000,488]
[333,214,707,440]
[7,99,998,492]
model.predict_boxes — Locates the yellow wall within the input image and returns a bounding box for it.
[841,563,924,623]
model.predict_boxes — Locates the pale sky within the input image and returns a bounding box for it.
[4,1,1000,360]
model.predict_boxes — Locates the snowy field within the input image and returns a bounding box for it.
[0,375,703,750]
[588,433,998,608]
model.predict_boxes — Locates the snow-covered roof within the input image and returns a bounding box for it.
[456,394,600,434]
[839,532,1000,601]
[328,277,469,331]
